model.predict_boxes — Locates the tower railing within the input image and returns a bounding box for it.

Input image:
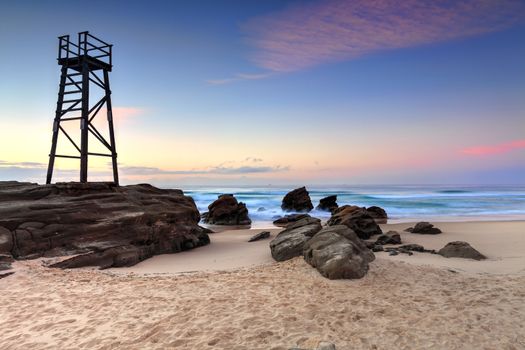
[58,31,112,66]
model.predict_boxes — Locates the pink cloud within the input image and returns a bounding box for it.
[461,140,525,156]
[243,0,525,72]
[111,107,144,122]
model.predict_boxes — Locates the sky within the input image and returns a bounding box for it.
[0,0,524,186]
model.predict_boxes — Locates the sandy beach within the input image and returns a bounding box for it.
[1,220,524,349]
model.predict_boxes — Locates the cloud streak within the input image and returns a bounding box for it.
[243,0,525,72]
[119,164,289,176]
[206,72,273,85]
[461,140,525,156]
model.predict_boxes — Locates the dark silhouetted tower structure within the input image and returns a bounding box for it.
[46,31,119,184]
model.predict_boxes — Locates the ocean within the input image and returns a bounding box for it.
[182,185,525,227]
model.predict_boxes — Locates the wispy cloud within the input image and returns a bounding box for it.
[120,164,289,176]
[206,72,273,85]
[243,0,525,72]
[461,140,525,156]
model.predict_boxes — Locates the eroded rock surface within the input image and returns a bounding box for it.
[303,225,375,280]
[366,206,388,224]
[316,195,338,213]
[281,187,313,212]
[0,181,210,268]
[201,194,251,225]
[273,213,311,227]
[269,217,322,261]
[438,241,486,260]
[326,205,382,239]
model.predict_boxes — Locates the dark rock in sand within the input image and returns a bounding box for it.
[269,217,322,262]
[438,241,486,260]
[0,181,210,269]
[371,245,384,252]
[366,206,388,224]
[316,195,338,213]
[374,231,401,245]
[273,213,311,227]
[327,205,382,240]
[281,187,313,212]
[248,231,271,242]
[405,222,442,234]
[303,225,375,280]
[201,194,251,226]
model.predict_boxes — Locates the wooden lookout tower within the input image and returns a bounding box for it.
[46,31,119,184]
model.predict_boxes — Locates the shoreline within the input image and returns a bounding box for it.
[113,219,525,276]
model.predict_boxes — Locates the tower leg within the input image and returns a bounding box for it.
[104,69,119,185]
[46,65,68,184]
[80,61,89,183]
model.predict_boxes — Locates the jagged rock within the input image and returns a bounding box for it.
[384,244,436,255]
[257,207,266,212]
[273,213,311,227]
[248,231,271,242]
[438,241,486,260]
[303,225,375,280]
[0,181,210,269]
[281,187,313,212]
[316,195,338,212]
[201,194,251,225]
[327,205,382,239]
[366,206,388,224]
[269,217,322,262]
[0,226,13,255]
[374,231,401,245]
[405,222,442,234]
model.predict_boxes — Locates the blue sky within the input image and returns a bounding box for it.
[0,0,524,185]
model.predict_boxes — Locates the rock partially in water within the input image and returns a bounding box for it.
[201,194,251,226]
[438,241,486,260]
[0,181,210,269]
[327,205,382,239]
[316,195,338,213]
[281,187,313,212]
[270,217,322,262]
[303,225,375,280]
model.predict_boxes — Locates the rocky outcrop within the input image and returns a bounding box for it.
[366,206,388,224]
[303,225,375,280]
[374,231,401,245]
[248,231,270,242]
[281,187,313,212]
[0,181,210,268]
[326,205,382,239]
[269,217,322,261]
[201,194,251,225]
[405,222,442,234]
[316,195,338,213]
[438,241,486,260]
[273,213,311,227]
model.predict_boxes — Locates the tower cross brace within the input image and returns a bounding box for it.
[46,31,119,185]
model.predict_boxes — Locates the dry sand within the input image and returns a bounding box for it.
[1,221,524,349]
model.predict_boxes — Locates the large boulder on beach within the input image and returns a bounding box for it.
[0,181,210,269]
[405,222,442,234]
[366,206,388,224]
[316,195,338,213]
[438,241,486,260]
[326,205,382,239]
[201,194,251,225]
[269,217,322,261]
[281,187,313,212]
[303,225,375,280]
